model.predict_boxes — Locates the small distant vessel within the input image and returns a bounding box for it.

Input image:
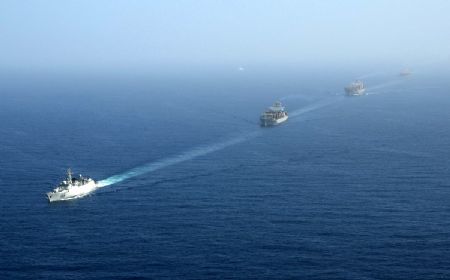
[46,169,97,202]
[260,101,288,127]
[345,80,366,96]
[400,68,412,76]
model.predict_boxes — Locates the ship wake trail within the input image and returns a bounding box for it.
[289,97,343,118]
[357,71,386,80]
[280,94,315,102]
[97,98,341,188]
[96,131,260,188]
[367,79,403,92]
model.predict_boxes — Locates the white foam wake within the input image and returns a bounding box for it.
[289,97,343,118]
[96,131,260,187]
[357,71,386,80]
[367,79,402,91]
[280,94,315,102]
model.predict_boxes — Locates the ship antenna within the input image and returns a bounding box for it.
[67,168,72,182]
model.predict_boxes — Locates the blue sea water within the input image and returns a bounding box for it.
[1,68,450,279]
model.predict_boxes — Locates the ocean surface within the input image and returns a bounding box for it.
[1,68,450,279]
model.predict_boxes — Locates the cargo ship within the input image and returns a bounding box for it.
[260,101,288,127]
[345,80,366,96]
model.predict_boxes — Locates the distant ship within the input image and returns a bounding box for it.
[399,68,412,76]
[46,169,97,202]
[345,80,366,96]
[260,101,288,127]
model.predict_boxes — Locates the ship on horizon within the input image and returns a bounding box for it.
[345,80,366,96]
[260,101,288,127]
[400,68,412,76]
[46,169,97,202]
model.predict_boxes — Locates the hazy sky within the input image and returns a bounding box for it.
[1,0,450,70]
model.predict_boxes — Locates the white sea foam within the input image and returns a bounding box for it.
[367,79,403,91]
[280,94,315,102]
[357,71,386,80]
[289,97,343,118]
[96,131,260,187]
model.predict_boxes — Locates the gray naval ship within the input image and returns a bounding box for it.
[260,101,288,127]
[345,80,366,96]
[46,169,97,202]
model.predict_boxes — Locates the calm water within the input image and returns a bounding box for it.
[1,69,450,279]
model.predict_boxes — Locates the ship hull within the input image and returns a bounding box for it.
[260,115,288,127]
[47,181,97,202]
[345,88,366,96]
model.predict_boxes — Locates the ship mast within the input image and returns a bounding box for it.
[67,168,72,182]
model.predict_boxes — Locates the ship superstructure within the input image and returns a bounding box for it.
[345,80,366,96]
[260,101,288,127]
[46,169,97,202]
